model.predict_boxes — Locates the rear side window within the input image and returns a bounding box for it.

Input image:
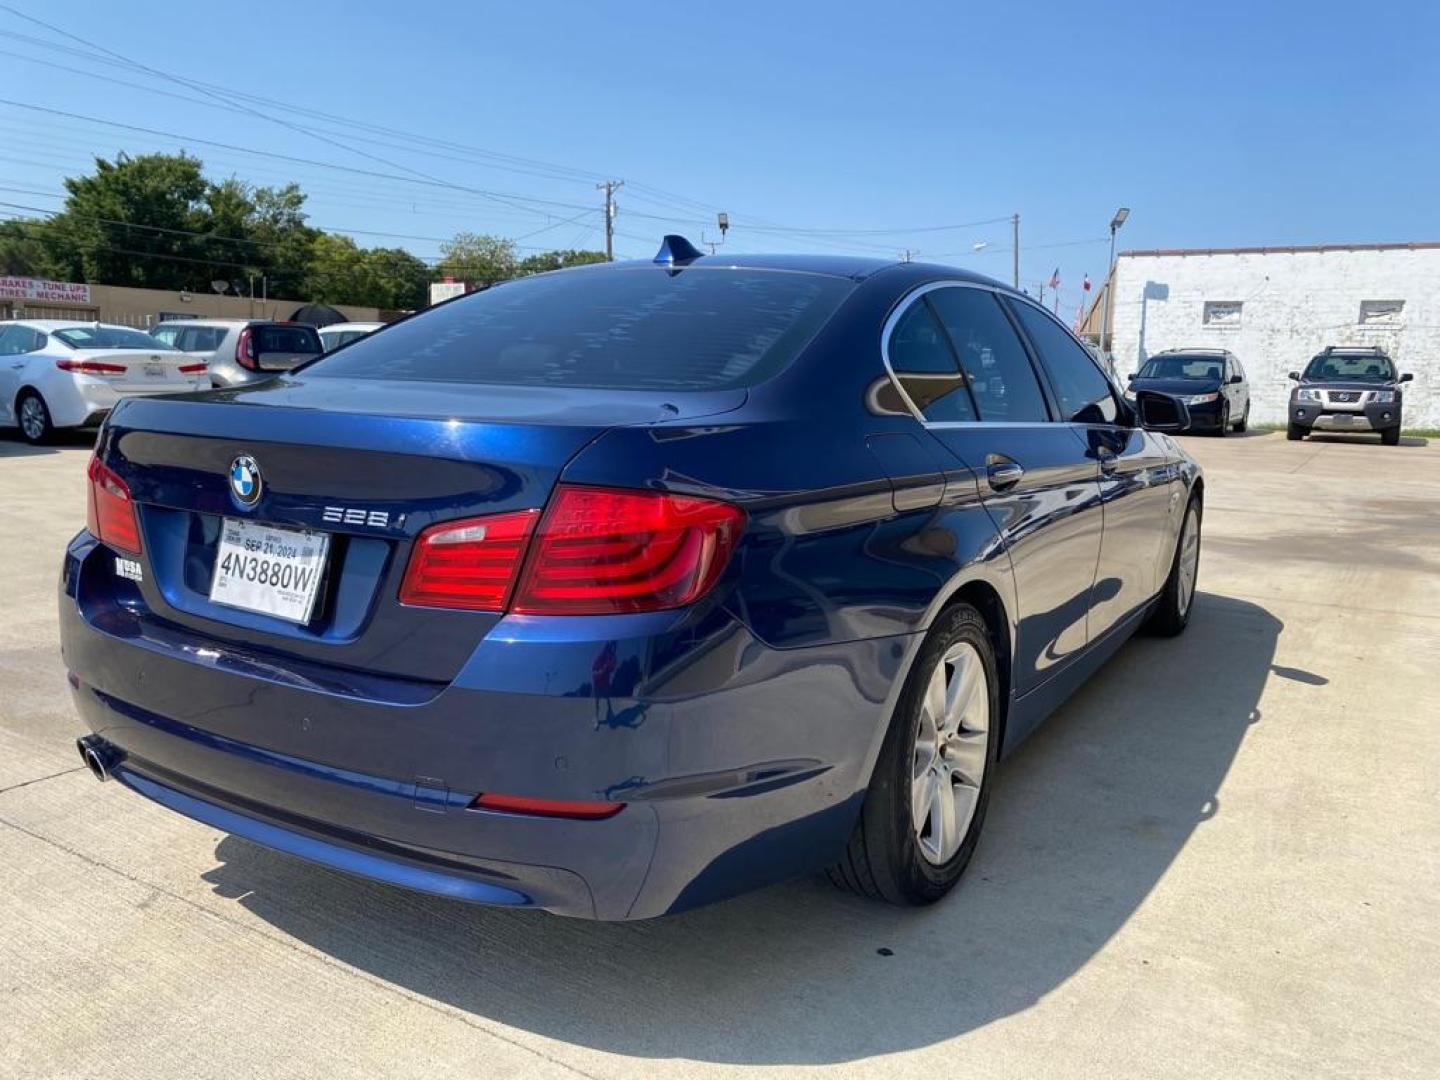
[1008,300,1119,424]
[178,327,229,351]
[926,288,1050,422]
[255,325,321,355]
[886,302,977,422]
[307,268,852,391]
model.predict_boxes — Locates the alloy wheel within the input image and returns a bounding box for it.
[19,396,46,441]
[1177,505,1200,616]
[912,641,990,865]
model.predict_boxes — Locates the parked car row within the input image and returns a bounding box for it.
[2,317,384,443]
[1123,344,1413,445]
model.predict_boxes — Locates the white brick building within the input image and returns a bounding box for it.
[1102,243,1440,429]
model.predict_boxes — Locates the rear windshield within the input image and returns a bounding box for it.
[1303,353,1394,382]
[306,267,853,391]
[54,326,164,350]
[255,325,322,355]
[1138,355,1225,380]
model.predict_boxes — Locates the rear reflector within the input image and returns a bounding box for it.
[86,456,141,555]
[178,362,208,375]
[57,359,126,376]
[398,509,540,611]
[471,793,625,820]
[512,486,745,615]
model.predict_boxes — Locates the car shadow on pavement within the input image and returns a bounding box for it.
[0,429,96,456]
[1302,433,1429,447]
[204,591,1279,1065]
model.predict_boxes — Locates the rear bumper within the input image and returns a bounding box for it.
[45,377,209,428]
[60,533,907,919]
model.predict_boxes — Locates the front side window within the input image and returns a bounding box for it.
[926,288,1050,422]
[1009,300,1119,424]
[150,326,181,347]
[309,268,853,391]
[886,301,976,422]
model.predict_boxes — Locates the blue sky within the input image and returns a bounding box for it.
[0,0,1436,313]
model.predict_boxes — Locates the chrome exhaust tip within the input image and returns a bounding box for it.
[76,735,112,782]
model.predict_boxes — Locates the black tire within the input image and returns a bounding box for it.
[1286,423,1305,441]
[16,389,54,445]
[1381,427,1401,446]
[1212,403,1229,437]
[1146,492,1202,637]
[1233,405,1248,433]
[827,603,1001,906]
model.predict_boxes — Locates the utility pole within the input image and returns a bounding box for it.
[597,180,624,261]
[1011,213,1020,288]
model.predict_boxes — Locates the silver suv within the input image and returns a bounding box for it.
[149,320,323,388]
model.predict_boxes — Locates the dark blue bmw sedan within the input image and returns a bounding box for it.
[61,238,1202,919]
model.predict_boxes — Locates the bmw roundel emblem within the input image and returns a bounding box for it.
[229,455,262,507]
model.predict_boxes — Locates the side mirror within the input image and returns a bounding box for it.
[1287,371,1301,381]
[1134,390,1191,433]
[1126,372,1136,381]
[1399,372,1413,383]
[1228,373,1243,384]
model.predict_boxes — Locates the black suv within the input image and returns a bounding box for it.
[1287,346,1413,445]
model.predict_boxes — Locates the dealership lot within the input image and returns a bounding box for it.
[2,431,1437,1080]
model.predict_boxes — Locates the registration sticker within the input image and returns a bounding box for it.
[209,518,330,624]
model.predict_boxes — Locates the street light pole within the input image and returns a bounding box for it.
[1099,207,1129,357]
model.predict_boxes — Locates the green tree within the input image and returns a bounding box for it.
[41,152,215,290]
[0,219,51,276]
[514,249,608,277]
[362,247,430,309]
[436,232,516,286]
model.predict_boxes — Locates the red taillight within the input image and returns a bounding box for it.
[178,362,207,375]
[470,793,625,820]
[86,455,141,555]
[398,486,744,615]
[513,486,745,615]
[398,509,540,611]
[235,326,257,371]
[57,359,126,376]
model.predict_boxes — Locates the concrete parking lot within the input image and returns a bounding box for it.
[1,429,1436,1080]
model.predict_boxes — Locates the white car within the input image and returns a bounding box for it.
[318,321,384,352]
[0,320,207,444]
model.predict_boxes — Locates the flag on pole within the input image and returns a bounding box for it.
[1047,267,1061,290]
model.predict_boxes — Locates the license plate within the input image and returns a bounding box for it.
[210,518,330,624]
[144,362,164,378]
[1331,414,1353,426]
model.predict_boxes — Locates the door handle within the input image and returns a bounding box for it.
[986,458,1024,491]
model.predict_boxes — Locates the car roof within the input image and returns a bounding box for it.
[598,250,1019,292]
[1153,348,1229,357]
[320,321,384,331]
[1314,345,1389,356]
[7,319,156,332]
[151,319,252,329]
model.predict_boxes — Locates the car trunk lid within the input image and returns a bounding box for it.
[95,379,744,683]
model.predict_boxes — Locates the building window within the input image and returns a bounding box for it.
[1202,301,1243,328]
[1358,300,1404,325]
